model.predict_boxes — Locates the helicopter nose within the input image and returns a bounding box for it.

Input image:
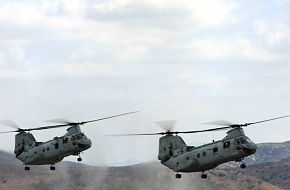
[242,142,257,154]
[78,139,92,149]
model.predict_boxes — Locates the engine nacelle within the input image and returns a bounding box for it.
[158,135,187,162]
[14,132,36,156]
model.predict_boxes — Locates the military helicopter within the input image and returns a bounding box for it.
[0,111,137,171]
[113,115,290,179]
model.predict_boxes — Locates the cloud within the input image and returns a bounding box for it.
[0,67,40,78]
[63,63,122,77]
[114,45,149,62]
[187,37,289,62]
[254,19,290,45]
[0,53,7,65]
[0,2,42,25]
[0,0,290,165]
[92,0,236,28]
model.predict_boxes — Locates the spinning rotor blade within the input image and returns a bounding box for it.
[45,118,71,124]
[76,111,138,125]
[110,125,232,136]
[0,111,138,133]
[109,132,165,136]
[0,130,20,133]
[241,114,290,127]
[111,120,177,136]
[175,126,232,134]
[154,120,177,132]
[203,120,234,126]
[0,119,20,130]
[205,114,290,128]
[111,114,290,137]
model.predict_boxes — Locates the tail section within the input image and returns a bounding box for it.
[14,132,36,156]
[158,135,186,162]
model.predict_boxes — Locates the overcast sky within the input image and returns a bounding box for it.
[0,0,290,166]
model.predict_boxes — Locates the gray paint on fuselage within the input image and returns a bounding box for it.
[17,132,91,165]
[161,135,255,172]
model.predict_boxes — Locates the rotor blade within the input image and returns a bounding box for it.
[0,130,19,133]
[203,120,234,127]
[22,123,71,132]
[0,119,20,130]
[78,111,139,125]
[154,120,177,132]
[18,111,139,132]
[108,132,165,136]
[109,114,290,137]
[243,114,290,127]
[45,118,71,124]
[175,126,233,134]
[109,126,232,136]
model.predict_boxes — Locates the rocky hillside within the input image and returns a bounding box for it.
[241,157,290,190]
[0,140,290,190]
[245,141,290,164]
[0,152,282,190]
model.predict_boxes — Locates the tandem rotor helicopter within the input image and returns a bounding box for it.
[113,114,290,179]
[0,111,137,171]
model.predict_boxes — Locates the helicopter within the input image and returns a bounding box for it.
[0,111,137,171]
[113,115,290,179]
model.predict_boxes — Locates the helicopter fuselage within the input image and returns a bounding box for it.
[15,126,92,165]
[159,128,257,173]
[0,111,137,170]
[162,136,256,172]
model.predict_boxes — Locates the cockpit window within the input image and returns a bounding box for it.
[241,137,253,144]
[76,134,85,140]
[241,138,247,144]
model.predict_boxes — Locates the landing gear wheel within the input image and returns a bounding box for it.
[24,166,30,171]
[50,165,56,170]
[240,163,246,169]
[175,173,182,179]
[77,157,82,162]
[201,173,207,179]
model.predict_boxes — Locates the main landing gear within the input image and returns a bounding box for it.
[240,162,246,169]
[201,172,207,179]
[240,158,247,169]
[77,155,82,162]
[50,164,56,170]
[175,173,182,179]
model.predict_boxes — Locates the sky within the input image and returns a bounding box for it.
[0,0,290,166]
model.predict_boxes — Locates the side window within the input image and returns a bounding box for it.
[55,143,59,149]
[197,153,200,158]
[236,140,242,150]
[168,144,173,156]
[47,147,50,151]
[63,138,68,144]
[202,151,206,157]
[213,147,218,153]
[223,141,230,149]
[42,148,45,153]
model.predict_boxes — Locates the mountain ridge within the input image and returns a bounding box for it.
[1,140,290,190]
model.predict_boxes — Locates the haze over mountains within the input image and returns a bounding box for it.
[0,141,290,190]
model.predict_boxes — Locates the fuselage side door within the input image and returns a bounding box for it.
[235,138,242,152]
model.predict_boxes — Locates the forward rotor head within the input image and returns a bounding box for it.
[155,120,177,132]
